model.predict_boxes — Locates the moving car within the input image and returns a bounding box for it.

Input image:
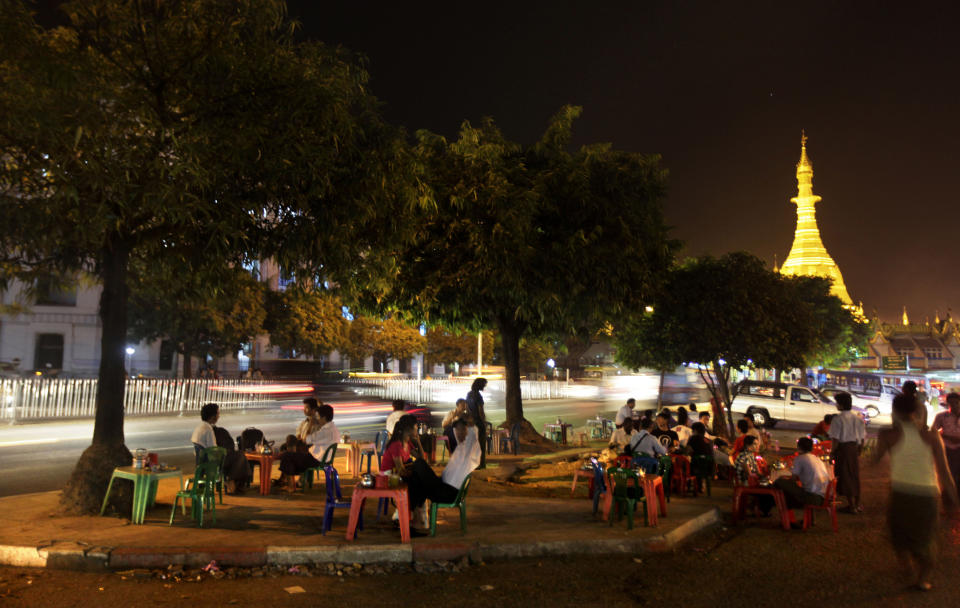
[730,380,838,427]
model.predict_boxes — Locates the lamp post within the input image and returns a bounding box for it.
[125,347,135,375]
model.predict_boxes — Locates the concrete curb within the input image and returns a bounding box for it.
[0,507,721,571]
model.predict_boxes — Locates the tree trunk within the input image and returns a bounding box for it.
[498,317,524,426]
[497,317,553,448]
[181,346,192,379]
[59,241,133,514]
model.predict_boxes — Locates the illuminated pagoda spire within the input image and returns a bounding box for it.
[779,132,853,305]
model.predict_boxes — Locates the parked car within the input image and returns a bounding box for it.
[731,380,840,428]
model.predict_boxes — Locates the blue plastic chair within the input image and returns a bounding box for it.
[590,457,608,515]
[322,466,362,535]
[633,454,659,475]
[375,430,392,519]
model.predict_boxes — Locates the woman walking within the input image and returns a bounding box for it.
[466,378,488,469]
[875,394,958,591]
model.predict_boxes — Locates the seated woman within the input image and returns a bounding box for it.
[608,418,635,452]
[191,402,252,494]
[734,435,774,515]
[279,402,339,489]
[384,415,480,533]
[811,414,834,440]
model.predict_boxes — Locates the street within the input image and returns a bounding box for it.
[0,394,638,497]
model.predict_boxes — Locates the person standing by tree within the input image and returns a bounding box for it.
[931,392,960,497]
[829,392,866,513]
[466,378,488,469]
[874,394,958,591]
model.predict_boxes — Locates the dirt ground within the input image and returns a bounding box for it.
[4,463,960,607]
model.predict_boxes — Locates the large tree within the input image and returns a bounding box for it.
[128,262,267,378]
[613,253,864,437]
[0,0,406,512]
[381,106,676,438]
[424,328,494,373]
[342,316,426,372]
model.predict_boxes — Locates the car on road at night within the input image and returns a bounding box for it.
[731,380,839,428]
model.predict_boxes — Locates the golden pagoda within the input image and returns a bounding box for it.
[779,132,853,305]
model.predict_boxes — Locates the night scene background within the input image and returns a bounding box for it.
[38,0,960,319]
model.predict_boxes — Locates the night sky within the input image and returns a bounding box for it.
[38,1,960,321]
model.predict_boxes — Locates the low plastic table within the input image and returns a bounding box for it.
[244,452,278,496]
[732,485,791,531]
[100,466,183,524]
[543,422,573,445]
[346,485,411,543]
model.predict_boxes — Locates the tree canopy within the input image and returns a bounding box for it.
[613,252,867,436]
[263,287,348,362]
[378,106,676,429]
[0,0,408,512]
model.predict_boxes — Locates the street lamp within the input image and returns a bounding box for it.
[125,346,135,374]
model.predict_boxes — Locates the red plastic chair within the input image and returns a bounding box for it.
[669,454,691,496]
[802,478,838,533]
[617,454,632,469]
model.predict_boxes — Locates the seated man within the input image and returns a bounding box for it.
[773,436,830,528]
[651,411,680,452]
[279,403,339,489]
[608,418,635,452]
[811,414,834,440]
[627,417,667,458]
[734,435,774,515]
[191,402,252,494]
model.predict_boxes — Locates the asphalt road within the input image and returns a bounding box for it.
[0,394,627,497]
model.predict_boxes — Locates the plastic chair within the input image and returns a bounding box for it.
[670,454,691,497]
[802,478,838,533]
[657,454,672,502]
[690,454,715,496]
[189,446,226,506]
[590,458,608,516]
[633,454,659,474]
[321,466,362,535]
[616,454,632,469]
[375,430,391,470]
[607,467,645,530]
[429,475,472,536]
[170,460,220,527]
[303,443,338,490]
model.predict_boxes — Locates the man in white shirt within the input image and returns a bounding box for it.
[615,398,636,428]
[386,399,406,435]
[628,417,667,458]
[608,418,635,452]
[279,403,339,488]
[828,392,866,512]
[191,402,219,449]
[774,436,830,528]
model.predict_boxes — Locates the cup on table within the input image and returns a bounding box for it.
[148,452,159,467]
[375,474,388,489]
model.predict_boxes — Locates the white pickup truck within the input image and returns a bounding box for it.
[730,380,839,427]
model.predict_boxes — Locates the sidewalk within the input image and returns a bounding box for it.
[0,445,729,571]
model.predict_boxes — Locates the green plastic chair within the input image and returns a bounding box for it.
[187,446,227,506]
[170,459,220,527]
[429,474,471,536]
[304,443,338,490]
[657,454,672,502]
[608,467,644,530]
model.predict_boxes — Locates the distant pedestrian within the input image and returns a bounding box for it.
[829,392,865,513]
[931,392,960,496]
[466,378,488,469]
[874,394,958,591]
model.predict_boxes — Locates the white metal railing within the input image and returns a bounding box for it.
[347,377,572,404]
[0,378,272,422]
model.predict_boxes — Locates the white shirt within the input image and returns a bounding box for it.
[307,422,339,461]
[791,452,830,498]
[891,423,939,496]
[829,410,866,443]
[608,428,633,451]
[442,426,481,489]
[386,410,405,435]
[615,405,634,425]
[191,421,216,449]
[675,424,692,447]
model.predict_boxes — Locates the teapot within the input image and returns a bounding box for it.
[360,473,376,488]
